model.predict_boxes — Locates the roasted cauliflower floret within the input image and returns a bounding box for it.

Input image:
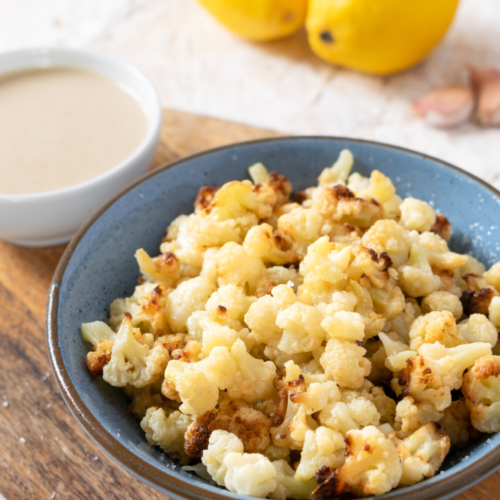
[216,242,265,293]
[295,427,345,481]
[318,149,354,187]
[399,197,436,233]
[484,262,500,292]
[458,314,498,348]
[409,311,463,351]
[103,315,169,388]
[320,339,371,389]
[202,430,244,486]
[140,407,193,464]
[278,207,323,253]
[86,338,114,377]
[135,248,181,287]
[205,285,256,322]
[346,245,393,289]
[362,219,410,267]
[276,303,326,354]
[394,397,443,438]
[244,223,301,266]
[369,281,406,321]
[418,231,468,271]
[311,426,402,498]
[399,243,441,298]
[489,296,500,329]
[421,291,463,320]
[439,398,477,448]
[166,276,216,333]
[462,355,500,433]
[396,422,450,486]
[321,310,365,342]
[431,214,452,241]
[245,285,297,344]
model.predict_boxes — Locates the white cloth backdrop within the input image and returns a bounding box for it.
[1,0,499,186]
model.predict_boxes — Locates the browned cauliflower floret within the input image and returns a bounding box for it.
[278,207,324,253]
[243,223,301,266]
[320,339,371,389]
[431,214,452,241]
[462,355,500,433]
[362,219,410,267]
[421,291,463,320]
[394,397,443,438]
[125,382,171,419]
[395,422,450,486]
[135,248,181,288]
[399,197,436,233]
[347,280,386,338]
[409,311,463,351]
[86,339,114,377]
[346,245,393,289]
[205,285,256,323]
[140,407,193,464]
[103,315,170,388]
[166,276,217,333]
[461,286,496,316]
[311,426,402,498]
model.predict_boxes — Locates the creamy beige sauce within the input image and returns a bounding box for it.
[0,67,148,195]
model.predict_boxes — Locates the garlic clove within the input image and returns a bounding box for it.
[470,67,500,126]
[411,87,475,128]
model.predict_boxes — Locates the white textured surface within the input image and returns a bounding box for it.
[1,0,499,187]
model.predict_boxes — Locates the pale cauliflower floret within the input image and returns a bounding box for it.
[205,285,256,322]
[317,426,402,497]
[270,460,317,500]
[320,339,371,389]
[227,339,276,403]
[276,303,326,354]
[489,296,500,328]
[321,310,365,341]
[81,321,116,346]
[369,282,406,320]
[278,207,323,253]
[202,430,244,486]
[200,247,220,283]
[224,452,277,497]
[439,399,475,448]
[264,338,312,370]
[348,280,386,338]
[135,248,181,287]
[462,355,500,433]
[399,197,436,232]
[396,422,450,486]
[140,407,193,464]
[460,255,486,276]
[362,219,410,267]
[318,149,354,187]
[245,285,297,344]
[378,332,415,372]
[484,262,500,292]
[243,223,300,266]
[394,397,444,438]
[388,298,422,343]
[458,314,498,348]
[409,311,463,351]
[399,243,441,298]
[248,162,270,185]
[421,291,463,320]
[166,276,216,333]
[323,291,358,313]
[216,242,265,293]
[295,427,345,481]
[265,266,303,291]
[103,315,169,388]
[418,231,468,271]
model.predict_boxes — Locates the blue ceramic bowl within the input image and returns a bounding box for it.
[47,137,500,500]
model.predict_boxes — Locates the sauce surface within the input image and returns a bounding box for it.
[0,67,148,195]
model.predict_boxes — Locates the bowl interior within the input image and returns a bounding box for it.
[50,137,500,500]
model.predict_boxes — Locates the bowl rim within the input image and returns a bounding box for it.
[47,136,500,500]
[0,46,162,202]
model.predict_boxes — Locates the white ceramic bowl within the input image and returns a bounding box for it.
[0,47,162,247]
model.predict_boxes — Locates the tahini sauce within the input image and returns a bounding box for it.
[0,67,148,195]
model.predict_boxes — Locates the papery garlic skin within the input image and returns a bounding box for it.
[471,68,500,126]
[412,87,474,128]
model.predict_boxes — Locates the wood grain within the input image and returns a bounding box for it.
[0,109,496,500]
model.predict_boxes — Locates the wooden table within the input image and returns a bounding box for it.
[0,110,495,500]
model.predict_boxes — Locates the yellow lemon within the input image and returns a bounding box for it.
[306,0,460,75]
[197,0,308,42]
